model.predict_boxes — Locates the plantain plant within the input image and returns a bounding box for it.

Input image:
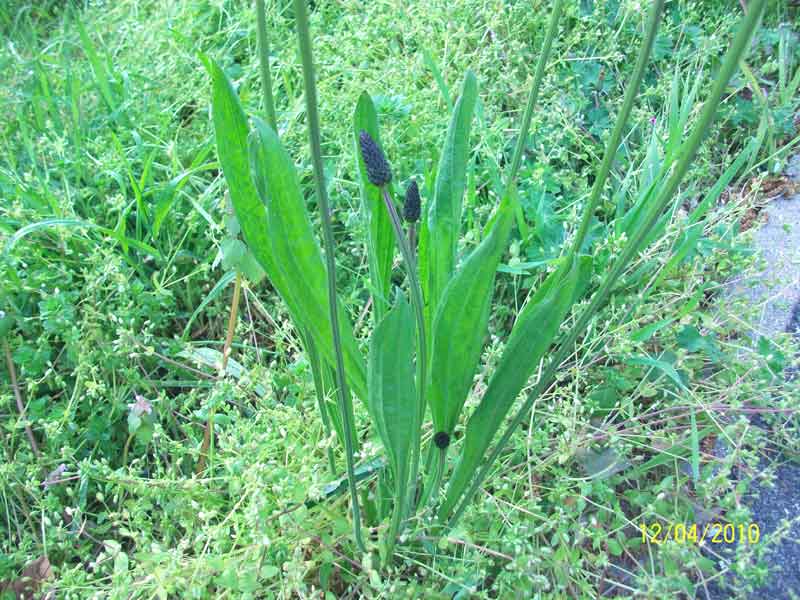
[206,0,766,561]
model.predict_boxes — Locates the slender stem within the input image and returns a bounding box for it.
[197,271,242,474]
[256,0,335,474]
[569,0,665,259]
[445,0,766,530]
[293,0,365,552]
[504,0,565,189]
[255,0,278,131]
[305,330,338,476]
[122,433,133,467]
[420,446,445,509]
[380,188,427,517]
[4,339,40,457]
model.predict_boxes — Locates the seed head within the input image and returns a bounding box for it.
[433,431,451,449]
[403,179,421,223]
[358,130,392,187]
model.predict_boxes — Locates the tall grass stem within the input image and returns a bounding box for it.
[505,0,565,189]
[292,0,365,552]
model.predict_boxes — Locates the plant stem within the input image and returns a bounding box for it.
[305,330,338,476]
[380,188,427,516]
[255,0,278,131]
[256,0,336,475]
[504,0,565,189]
[3,339,40,458]
[293,0,365,553]
[122,433,134,466]
[445,0,766,530]
[197,271,242,474]
[420,446,445,509]
[569,0,665,260]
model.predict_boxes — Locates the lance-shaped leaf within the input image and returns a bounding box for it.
[428,193,514,436]
[248,116,368,402]
[353,93,394,321]
[208,60,367,401]
[368,293,417,544]
[425,72,478,324]
[439,255,591,520]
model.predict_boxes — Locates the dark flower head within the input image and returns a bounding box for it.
[403,179,421,223]
[433,431,451,449]
[358,130,392,187]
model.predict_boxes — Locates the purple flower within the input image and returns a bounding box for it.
[128,394,152,416]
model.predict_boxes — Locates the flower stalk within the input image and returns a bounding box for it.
[293,0,365,552]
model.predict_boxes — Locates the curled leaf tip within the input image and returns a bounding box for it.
[403,179,420,223]
[358,130,392,187]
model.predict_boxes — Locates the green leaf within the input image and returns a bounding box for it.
[207,59,367,402]
[220,239,247,271]
[76,18,116,113]
[425,72,478,323]
[625,355,687,390]
[4,218,161,259]
[368,293,417,514]
[422,47,453,110]
[428,194,513,436]
[440,255,590,519]
[353,93,394,321]
[238,249,266,284]
[248,116,367,403]
[127,411,141,434]
[181,270,237,340]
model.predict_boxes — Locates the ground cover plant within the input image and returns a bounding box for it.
[2,0,799,597]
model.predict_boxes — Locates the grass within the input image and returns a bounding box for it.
[1,0,799,597]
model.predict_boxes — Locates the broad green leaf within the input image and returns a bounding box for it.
[220,239,246,271]
[353,93,394,321]
[428,193,513,436]
[440,255,591,519]
[238,249,266,284]
[208,60,367,401]
[368,294,417,512]
[426,72,478,324]
[248,116,368,402]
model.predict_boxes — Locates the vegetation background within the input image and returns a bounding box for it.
[1,0,799,597]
